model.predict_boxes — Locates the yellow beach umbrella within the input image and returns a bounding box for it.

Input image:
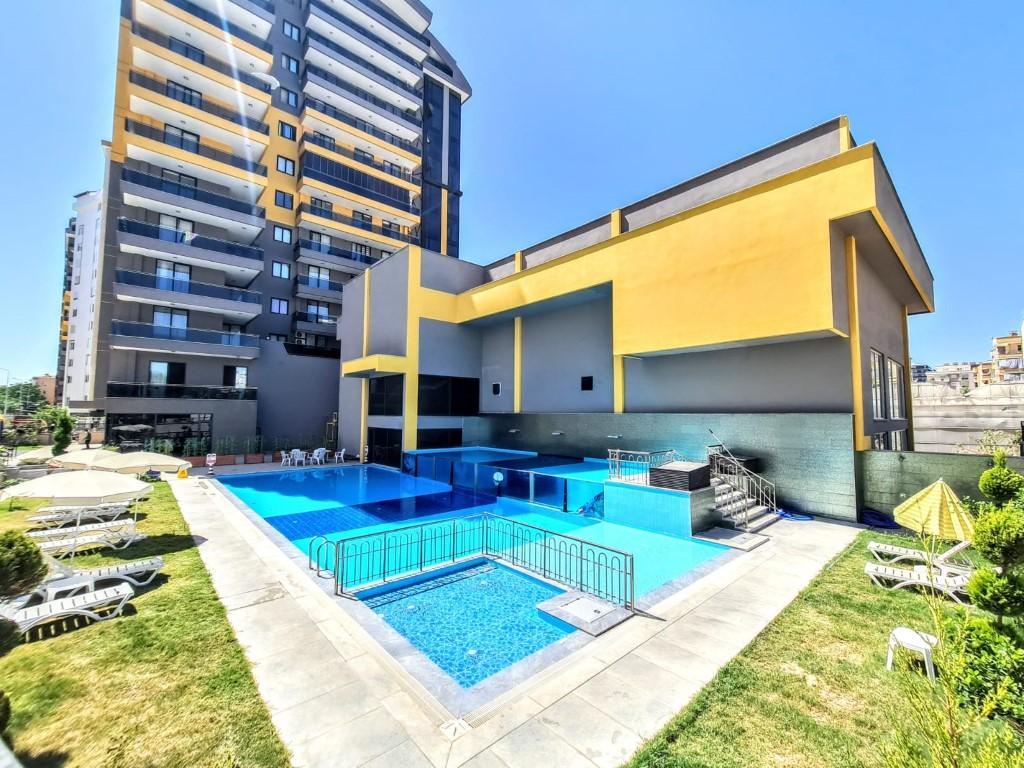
[894,479,974,541]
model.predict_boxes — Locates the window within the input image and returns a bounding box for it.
[159,213,194,234]
[277,156,295,175]
[161,168,197,189]
[871,432,890,450]
[369,375,404,416]
[270,298,289,314]
[354,148,374,164]
[278,121,296,140]
[223,366,248,388]
[169,36,204,63]
[491,382,501,396]
[272,261,291,279]
[274,190,294,209]
[580,376,594,391]
[890,430,907,451]
[352,242,371,257]
[382,160,401,178]
[163,124,199,150]
[310,197,333,214]
[268,333,287,342]
[153,308,188,339]
[887,359,905,420]
[165,80,201,108]
[280,53,299,74]
[282,19,300,40]
[306,300,330,319]
[281,88,298,107]
[381,220,399,236]
[310,231,331,246]
[149,361,185,385]
[870,349,886,420]
[273,225,292,244]
[307,266,330,288]
[312,131,335,150]
[156,260,190,290]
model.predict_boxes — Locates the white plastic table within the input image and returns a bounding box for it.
[886,627,938,681]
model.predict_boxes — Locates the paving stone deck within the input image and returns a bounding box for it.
[170,475,859,768]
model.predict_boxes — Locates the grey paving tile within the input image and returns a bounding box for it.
[603,652,706,708]
[252,639,359,712]
[272,679,382,746]
[363,738,433,768]
[300,707,409,768]
[489,720,595,768]
[536,694,643,768]
[454,750,510,768]
[574,666,679,738]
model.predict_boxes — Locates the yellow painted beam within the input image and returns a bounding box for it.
[902,306,915,450]
[838,115,852,152]
[513,316,523,413]
[514,251,524,272]
[439,192,448,256]
[612,354,625,413]
[402,247,423,450]
[609,209,623,237]
[846,235,870,451]
[340,354,409,377]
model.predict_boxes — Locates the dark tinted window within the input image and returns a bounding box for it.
[581,376,594,391]
[368,374,403,416]
[418,374,479,416]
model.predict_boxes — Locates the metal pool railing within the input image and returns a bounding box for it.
[308,512,636,612]
[607,448,679,484]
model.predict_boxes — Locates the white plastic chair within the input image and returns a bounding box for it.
[280,452,292,467]
[311,448,327,465]
[290,449,306,466]
[334,448,346,464]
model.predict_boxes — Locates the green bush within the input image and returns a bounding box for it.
[948,617,1024,723]
[0,689,9,735]
[0,531,46,599]
[967,568,1024,625]
[979,451,1024,506]
[0,621,17,658]
[973,501,1024,572]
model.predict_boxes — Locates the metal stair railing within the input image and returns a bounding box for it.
[707,443,777,529]
[607,448,679,485]
[307,512,636,612]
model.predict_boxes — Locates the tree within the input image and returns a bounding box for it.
[979,451,1024,506]
[37,406,75,456]
[0,382,47,416]
[0,531,47,656]
[967,500,1024,626]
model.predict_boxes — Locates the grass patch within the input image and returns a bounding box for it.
[0,483,290,768]
[626,530,978,768]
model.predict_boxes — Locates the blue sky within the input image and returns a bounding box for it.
[0,0,1020,381]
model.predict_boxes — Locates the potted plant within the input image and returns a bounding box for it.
[244,437,265,464]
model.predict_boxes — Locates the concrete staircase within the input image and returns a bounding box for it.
[711,476,779,533]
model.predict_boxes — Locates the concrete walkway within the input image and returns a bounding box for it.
[170,477,859,768]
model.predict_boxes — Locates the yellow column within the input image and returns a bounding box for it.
[609,209,623,237]
[358,270,372,462]
[439,193,448,256]
[846,235,870,450]
[902,306,914,450]
[838,115,852,152]
[513,316,523,413]
[402,247,422,451]
[613,355,625,413]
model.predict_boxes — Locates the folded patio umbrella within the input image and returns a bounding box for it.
[92,451,191,474]
[893,479,974,541]
[0,470,150,505]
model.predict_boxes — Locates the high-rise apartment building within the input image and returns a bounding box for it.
[66,0,470,453]
[55,217,76,406]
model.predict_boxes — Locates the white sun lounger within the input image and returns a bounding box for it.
[26,519,138,542]
[31,557,165,600]
[36,527,147,559]
[868,539,972,574]
[28,504,130,529]
[5,583,134,635]
[864,562,970,604]
[36,501,131,516]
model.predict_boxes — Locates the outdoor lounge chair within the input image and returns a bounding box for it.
[36,525,146,559]
[31,557,165,600]
[27,503,131,529]
[868,539,973,575]
[864,562,970,604]
[4,583,134,636]
[26,519,137,542]
[35,501,130,516]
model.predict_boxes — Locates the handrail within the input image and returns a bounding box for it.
[129,70,270,133]
[706,444,777,529]
[303,98,421,155]
[307,512,636,612]
[607,448,679,485]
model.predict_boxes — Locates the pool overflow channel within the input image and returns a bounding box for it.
[308,512,636,633]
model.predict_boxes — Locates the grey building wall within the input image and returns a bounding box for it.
[420,250,485,293]
[829,222,850,333]
[521,298,613,413]
[872,154,933,306]
[339,375,363,455]
[418,318,481,377]
[339,271,365,363]
[256,343,339,443]
[480,321,515,413]
[367,250,409,357]
[859,450,1024,513]
[625,336,853,413]
[521,216,612,271]
[464,412,858,520]
[104,397,257,443]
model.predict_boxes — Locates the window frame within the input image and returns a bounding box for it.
[280,88,298,107]
[274,190,294,209]
[870,349,887,420]
[270,298,289,315]
[271,261,291,279]
[278,121,296,140]
[282,20,300,41]
[273,225,292,244]
[886,358,906,420]
[276,156,295,175]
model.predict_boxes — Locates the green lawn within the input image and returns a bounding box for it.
[626,530,980,768]
[0,483,290,768]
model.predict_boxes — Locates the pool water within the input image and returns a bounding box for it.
[360,559,574,687]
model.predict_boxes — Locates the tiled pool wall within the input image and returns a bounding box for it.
[603,482,716,538]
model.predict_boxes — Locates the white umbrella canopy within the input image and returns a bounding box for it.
[92,451,191,474]
[0,470,150,505]
[12,446,64,465]
[48,448,111,469]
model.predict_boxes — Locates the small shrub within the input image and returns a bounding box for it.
[0,531,46,599]
[979,451,1024,506]
[967,568,1024,625]
[973,501,1024,572]
[0,620,18,658]
[0,689,9,735]
[948,617,1024,723]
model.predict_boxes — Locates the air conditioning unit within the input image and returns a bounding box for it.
[294,331,307,341]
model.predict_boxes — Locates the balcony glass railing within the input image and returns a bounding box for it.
[130,71,270,133]
[305,30,422,101]
[121,169,265,217]
[131,23,273,93]
[301,134,418,184]
[117,218,264,261]
[301,152,419,214]
[114,270,262,304]
[293,311,338,325]
[308,0,422,69]
[303,98,420,155]
[298,203,415,243]
[107,382,258,400]
[163,0,273,52]
[296,274,346,293]
[346,0,429,45]
[238,0,275,13]
[297,237,380,265]
[110,320,261,347]
[304,65,421,127]
[124,119,267,174]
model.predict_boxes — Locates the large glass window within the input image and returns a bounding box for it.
[272,261,290,279]
[149,361,185,385]
[276,156,295,175]
[273,225,292,243]
[368,374,403,416]
[280,54,299,74]
[870,349,886,420]
[270,298,289,314]
[418,374,480,417]
[153,307,187,339]
[282,20,300,41]
[223,366,247,387]
[887,359,906,419]
[155,260,189,291]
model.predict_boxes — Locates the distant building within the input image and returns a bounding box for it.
[31,375,56,405]
[55,217,74,406]
[910,363,933,383]
[992,329,1023,383]
[63,190,104,408]
[926,363,976,390]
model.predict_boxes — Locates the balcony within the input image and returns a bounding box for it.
[298,203,415,247]
[110,320,261,359]
[162,0,273,53]
[292,311,338,335]
[296,237,379,274]
[117,217,264,283]
[120,168,264,238]
[107,382,258,400]
[114,270,262,321]
[294,274,345,302]
[129,71,270,134]
[301,151,419,220]
[303,65,420,131]
[304,30,422,106]
[303,98,420,158]
[307,0,424,71]
[301,134,418,185]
